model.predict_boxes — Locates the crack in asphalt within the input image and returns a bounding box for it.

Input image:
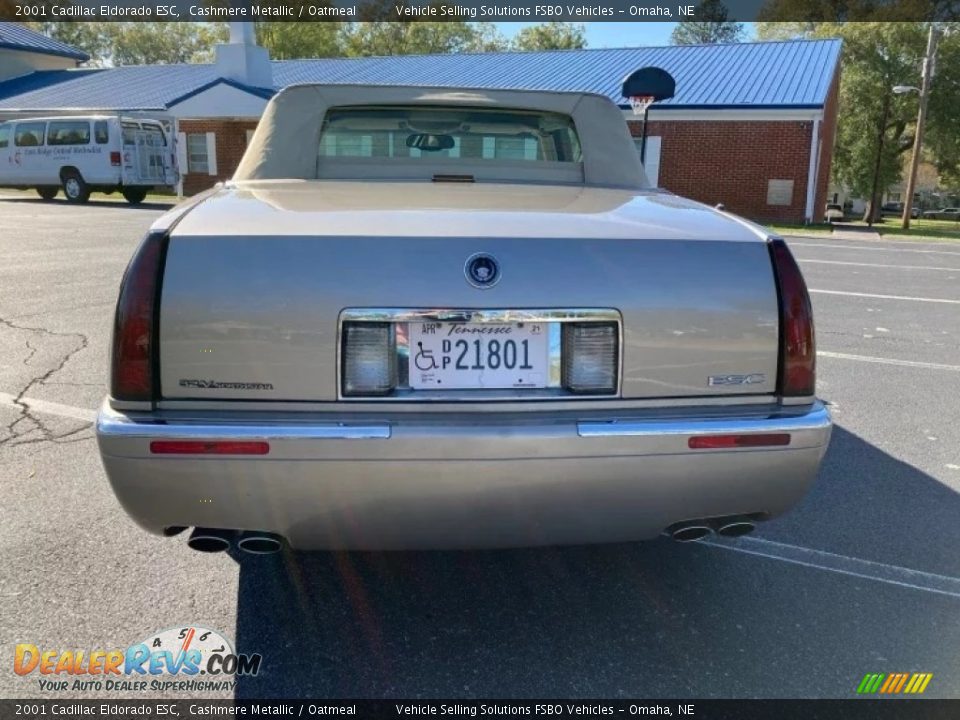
[0,316,90,450]
[23,339,37,367]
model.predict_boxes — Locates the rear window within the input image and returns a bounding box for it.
[14,122,45,147]
[143,124,167,146]
[318,106,582,164]
[47,121,91,146]
[122,122,139,145]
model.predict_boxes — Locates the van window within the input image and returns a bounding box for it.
[94,121,109,144]
[143,124,167,146]
[48,121,91,146]
[14,122,45,147]
[0,124,9,148]
[122,122,140,145]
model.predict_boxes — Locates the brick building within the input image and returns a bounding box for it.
[0,22,841,223]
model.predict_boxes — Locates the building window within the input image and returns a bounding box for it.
[14,122,45,147]
[187,133,209,173]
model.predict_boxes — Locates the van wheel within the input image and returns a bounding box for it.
[61,171,90,204]
[122,188,148,205]
[36,187,58,201]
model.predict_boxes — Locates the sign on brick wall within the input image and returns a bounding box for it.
[767,179,794,206]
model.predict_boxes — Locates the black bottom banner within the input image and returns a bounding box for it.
[1,700,957,720]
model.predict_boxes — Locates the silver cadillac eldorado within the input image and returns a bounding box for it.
[96,82,831,553]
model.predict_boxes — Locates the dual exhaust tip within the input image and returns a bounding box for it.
[669,518,757,542]
[184,528,285,555]
[182,519,754,551]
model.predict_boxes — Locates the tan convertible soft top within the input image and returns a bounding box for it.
[233,84,648,189]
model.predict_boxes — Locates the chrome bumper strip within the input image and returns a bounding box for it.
[97,404,391,441]
[576,401,830,438]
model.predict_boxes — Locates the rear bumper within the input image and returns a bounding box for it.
[96,400,831,550]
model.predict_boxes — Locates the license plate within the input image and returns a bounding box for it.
[407,321,549,390]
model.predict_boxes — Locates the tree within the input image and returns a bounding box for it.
[23,22,111,65]
[25,22,227,65]
[670,0,745,45]
[256,22,346,59]
[107,22,228,65]
[512,23,586,51]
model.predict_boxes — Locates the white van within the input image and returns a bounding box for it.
[0,115,179,204]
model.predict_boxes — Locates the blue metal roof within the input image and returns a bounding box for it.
[0,38,841,113]
[0,22,89,62]
[274,39,842,109]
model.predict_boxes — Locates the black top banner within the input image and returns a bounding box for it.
[1,700,959,720]
[2,0,958,22]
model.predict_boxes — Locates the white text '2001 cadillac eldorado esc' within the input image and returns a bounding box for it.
[96,82,831,553]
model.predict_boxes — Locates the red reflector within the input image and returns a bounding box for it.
[110,151,122,166]
[769,238,816,397]
[689,434,791,449]
[150,440,270,455]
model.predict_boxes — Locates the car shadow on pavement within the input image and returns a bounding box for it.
[0,197,175,210]
[231,425,960,699]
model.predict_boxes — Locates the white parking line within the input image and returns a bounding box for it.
[0,392,96,423]
[818,351,960,372]
[704,536,960,599]
[810,288,960,304]
[790,241,960,257]
[797,258,960,272]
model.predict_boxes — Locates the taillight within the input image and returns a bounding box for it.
[110,231,167,402]
[769,238,815,397]
[110,151,121,166]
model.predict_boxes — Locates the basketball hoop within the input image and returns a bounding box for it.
[629,95,655,116]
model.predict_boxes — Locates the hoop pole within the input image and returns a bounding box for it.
[640,105,650,165]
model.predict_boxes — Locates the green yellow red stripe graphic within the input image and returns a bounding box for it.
[857,673,933,694]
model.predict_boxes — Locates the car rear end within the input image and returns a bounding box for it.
[96,188,830,551]
[96,86,830,551]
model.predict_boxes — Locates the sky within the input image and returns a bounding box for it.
[494,22,757,48]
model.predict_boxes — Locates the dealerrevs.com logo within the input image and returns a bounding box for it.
[14,626,262,693]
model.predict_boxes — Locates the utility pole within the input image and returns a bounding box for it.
[902,25,940,229]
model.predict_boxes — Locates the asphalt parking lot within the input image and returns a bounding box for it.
[1,196,959,700]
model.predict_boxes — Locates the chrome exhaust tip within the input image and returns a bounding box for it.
[186,528,234,553]
[236,531,284,555]
[716,521,756,538]
[670,525,713,542]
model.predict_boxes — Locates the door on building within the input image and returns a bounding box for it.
[634,135,661,187]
